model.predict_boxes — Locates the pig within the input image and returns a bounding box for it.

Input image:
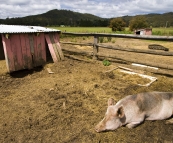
[95,92,173,132]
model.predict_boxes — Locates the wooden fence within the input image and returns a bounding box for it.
[61,32,173,70]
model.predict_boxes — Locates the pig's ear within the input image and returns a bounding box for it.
[117,106,124,118]
[108,98,115,106]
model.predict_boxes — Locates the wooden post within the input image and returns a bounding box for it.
[93,35,99,60]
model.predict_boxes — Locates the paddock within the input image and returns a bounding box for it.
[0,33,173,142]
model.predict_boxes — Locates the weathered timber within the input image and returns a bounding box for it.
[62,48,93,56]
[93,36,99,60]
[45,34,59,63]
[49,33,61,61]
[53,33,64,60]
[60,41,93,46]
[97,53,173,70]
[62,32,173,41]
[64,54,93,63]
[97,44,173,56]
[62,48,173,75]
[62,47,173,70]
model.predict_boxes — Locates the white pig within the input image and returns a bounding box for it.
[95,92,173,132]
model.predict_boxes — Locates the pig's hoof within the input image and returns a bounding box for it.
[165,119,173,124]
[126,124,135,128]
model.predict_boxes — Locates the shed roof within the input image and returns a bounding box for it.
[0,25,60,33]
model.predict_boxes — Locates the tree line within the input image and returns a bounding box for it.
[0,9,172,29]
[0,17,109,27]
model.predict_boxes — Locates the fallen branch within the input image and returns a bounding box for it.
[105,67,119,73]
[64,54,93,63]
[118,66,134,72]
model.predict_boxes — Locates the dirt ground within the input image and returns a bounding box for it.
[1,37,173,143]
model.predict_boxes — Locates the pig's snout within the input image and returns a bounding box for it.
[95,127,100,133]
[95,122,106,133]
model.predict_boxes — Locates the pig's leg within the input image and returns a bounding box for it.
[126,116,145,128]
[165,118,173,124]
[126,121,142,128]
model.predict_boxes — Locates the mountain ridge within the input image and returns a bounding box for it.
[0,9,172,27]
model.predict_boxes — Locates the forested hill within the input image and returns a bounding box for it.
[120,12,173,27]
[0,9,109,27]
[0,9,173,27]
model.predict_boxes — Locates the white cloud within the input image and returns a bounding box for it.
[0,0,172,19]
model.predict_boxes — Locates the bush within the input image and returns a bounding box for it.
[109,18,126,32]
[103,59,111,66]
[107,37,112,42]
[99,37,104,43]
[129,16,148,31]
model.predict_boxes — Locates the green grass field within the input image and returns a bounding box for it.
[50,27,112,33]
[49,27,173,36]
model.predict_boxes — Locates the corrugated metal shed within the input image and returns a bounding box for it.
[0,24,60,33]
[0,25,63,73]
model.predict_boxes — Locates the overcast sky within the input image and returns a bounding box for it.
[0,0,173,19]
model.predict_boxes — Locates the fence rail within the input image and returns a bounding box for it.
[61,32,173,70]
[62,32,173,41]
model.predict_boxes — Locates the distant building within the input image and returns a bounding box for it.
[134,28,152,35]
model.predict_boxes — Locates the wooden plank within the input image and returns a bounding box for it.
[1,34,15,72]
[19,34,27,68]
[45,34,58,63]
[34,33,41,67]
[97,53,173,70]
[25,34,33,69]
[10,34,23,71]
[62,32,173,41]
[35,33,46,66]
[93,35,99,60]
[29,34,35,66]
[49,33,61,61]
[33,34,39,67]
[97,44,173,56]
[60,41,93,46]
[40,33,46,63]
[53,33,64,60]
[29,34,34,54]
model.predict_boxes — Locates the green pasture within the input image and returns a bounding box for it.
[152,27,173,36]
[50,27,173,36]
[50,27,112,33]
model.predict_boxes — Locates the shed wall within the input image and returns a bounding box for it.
[1,33,46,72]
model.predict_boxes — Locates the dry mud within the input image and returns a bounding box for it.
[0,37,173,143]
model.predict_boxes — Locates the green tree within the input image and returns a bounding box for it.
[109,18,126,32]
[129,16,148,31]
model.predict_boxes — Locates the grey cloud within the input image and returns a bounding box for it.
[0,0,172,19]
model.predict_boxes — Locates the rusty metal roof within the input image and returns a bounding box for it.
[0,24,60,33]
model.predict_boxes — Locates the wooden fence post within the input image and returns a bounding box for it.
[93,35,99,60]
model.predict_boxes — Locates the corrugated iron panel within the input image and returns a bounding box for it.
[0,24,60,33]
